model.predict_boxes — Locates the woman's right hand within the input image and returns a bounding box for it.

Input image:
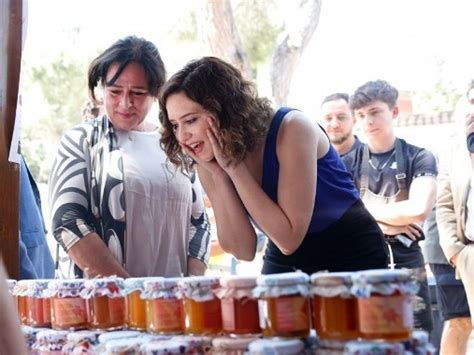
[180,143,227,181]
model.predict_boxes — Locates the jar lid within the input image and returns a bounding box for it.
[178,276,220,288]
[256,272,309,287]
[351,269,419,297]
[178,276,219,301]
[48,279,85,297]
[248,338,305,354]
[123,277,159,293]
[98,330,141,344]
[343,340,405,354]
[81,277,124,298]
[310,272,353,286]
[22,279,52,297]
[6,279,17,292]
[219,275,257,288]
[143,277,181,290]
[212,336,258,350]
[354,269,412,283]
[141,340,189,353]
[170,335,213,353]
[105,338,144,352]
[36,329,69,343]
[66,330,102,344]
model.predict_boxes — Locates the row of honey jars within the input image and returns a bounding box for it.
[14,279,52,328]
[311,269,418,341]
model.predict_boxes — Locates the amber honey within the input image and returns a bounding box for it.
[261,294,310,337]
[82,278,126,330]
[123,277,152,331]
[142,277,185,334]
[26,297,51,327]
[218,276,260,335]
[24,280,52,327]
[255,272,311,338]
[146,298,185,333]
[49,279,87,330]
[311,272,360,340]
[179,276,222,335]
[184,297,222,335]
[353,269,416,341]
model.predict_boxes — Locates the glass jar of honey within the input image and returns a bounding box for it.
[352,269,418,341]
[142,277,185,334]
[80,277,126,330]
[310,272,360,340]
[179,276,222,335]
[254,272,311,337]
[123,277,153,331]
[15,280,29,325]
[48,279,88,330]
[216,276,260,335]
[24,279,52,328]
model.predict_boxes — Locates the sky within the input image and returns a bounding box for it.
[22,0,474,120]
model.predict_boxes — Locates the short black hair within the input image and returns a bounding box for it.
[321,93,349,106]
[88,36,166,102]
[350,80,398,110]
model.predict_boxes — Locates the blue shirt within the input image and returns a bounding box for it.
[261,107,360,233]
[19,158,55,279]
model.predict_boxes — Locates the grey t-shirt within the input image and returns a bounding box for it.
[117,129,195,277]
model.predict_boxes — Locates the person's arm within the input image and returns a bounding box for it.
[224,111,319,255]
[0,260,27,355]
[436,147,466,265]
[49,126,129,277]
[68,233,129,278]
[187,173,211,275]
[197,165,258,261]
[365,175,436,226]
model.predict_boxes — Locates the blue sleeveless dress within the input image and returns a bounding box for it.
[260,108,388,274]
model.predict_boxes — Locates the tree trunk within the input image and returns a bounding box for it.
[201,0,252,80]
[0,0,22,279]
[270,0,322,106]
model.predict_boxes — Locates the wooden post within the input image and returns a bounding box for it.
[0,0,22,279]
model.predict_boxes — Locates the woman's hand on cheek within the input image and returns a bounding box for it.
[207,118,238,173]
[180,142,223,177]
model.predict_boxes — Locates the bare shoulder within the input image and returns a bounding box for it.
[278,110,329,157]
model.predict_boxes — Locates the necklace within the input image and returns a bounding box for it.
[369,150,395,171]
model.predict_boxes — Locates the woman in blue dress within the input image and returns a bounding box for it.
[159,57,388,274]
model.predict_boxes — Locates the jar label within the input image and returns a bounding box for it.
[221,298,235,330]
[52,298,87,325]
[150,299,184,331]
[272,296,309,333]
[108,297,126,323]
[358,295,413,334]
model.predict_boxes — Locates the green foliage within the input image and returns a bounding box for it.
[171,9,198,42]
[234,0,283,77]
[411,57,462,114]
[22,53,89,183]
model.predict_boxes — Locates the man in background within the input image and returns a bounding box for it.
[343,80,437,334]
[320,92,362,156]
[436,79,474,349]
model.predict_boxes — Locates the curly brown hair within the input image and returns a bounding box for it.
[159,57,274,171]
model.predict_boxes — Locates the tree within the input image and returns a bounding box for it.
[200,0,322,105]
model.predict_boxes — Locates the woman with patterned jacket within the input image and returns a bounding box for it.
[49,36,211,278]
